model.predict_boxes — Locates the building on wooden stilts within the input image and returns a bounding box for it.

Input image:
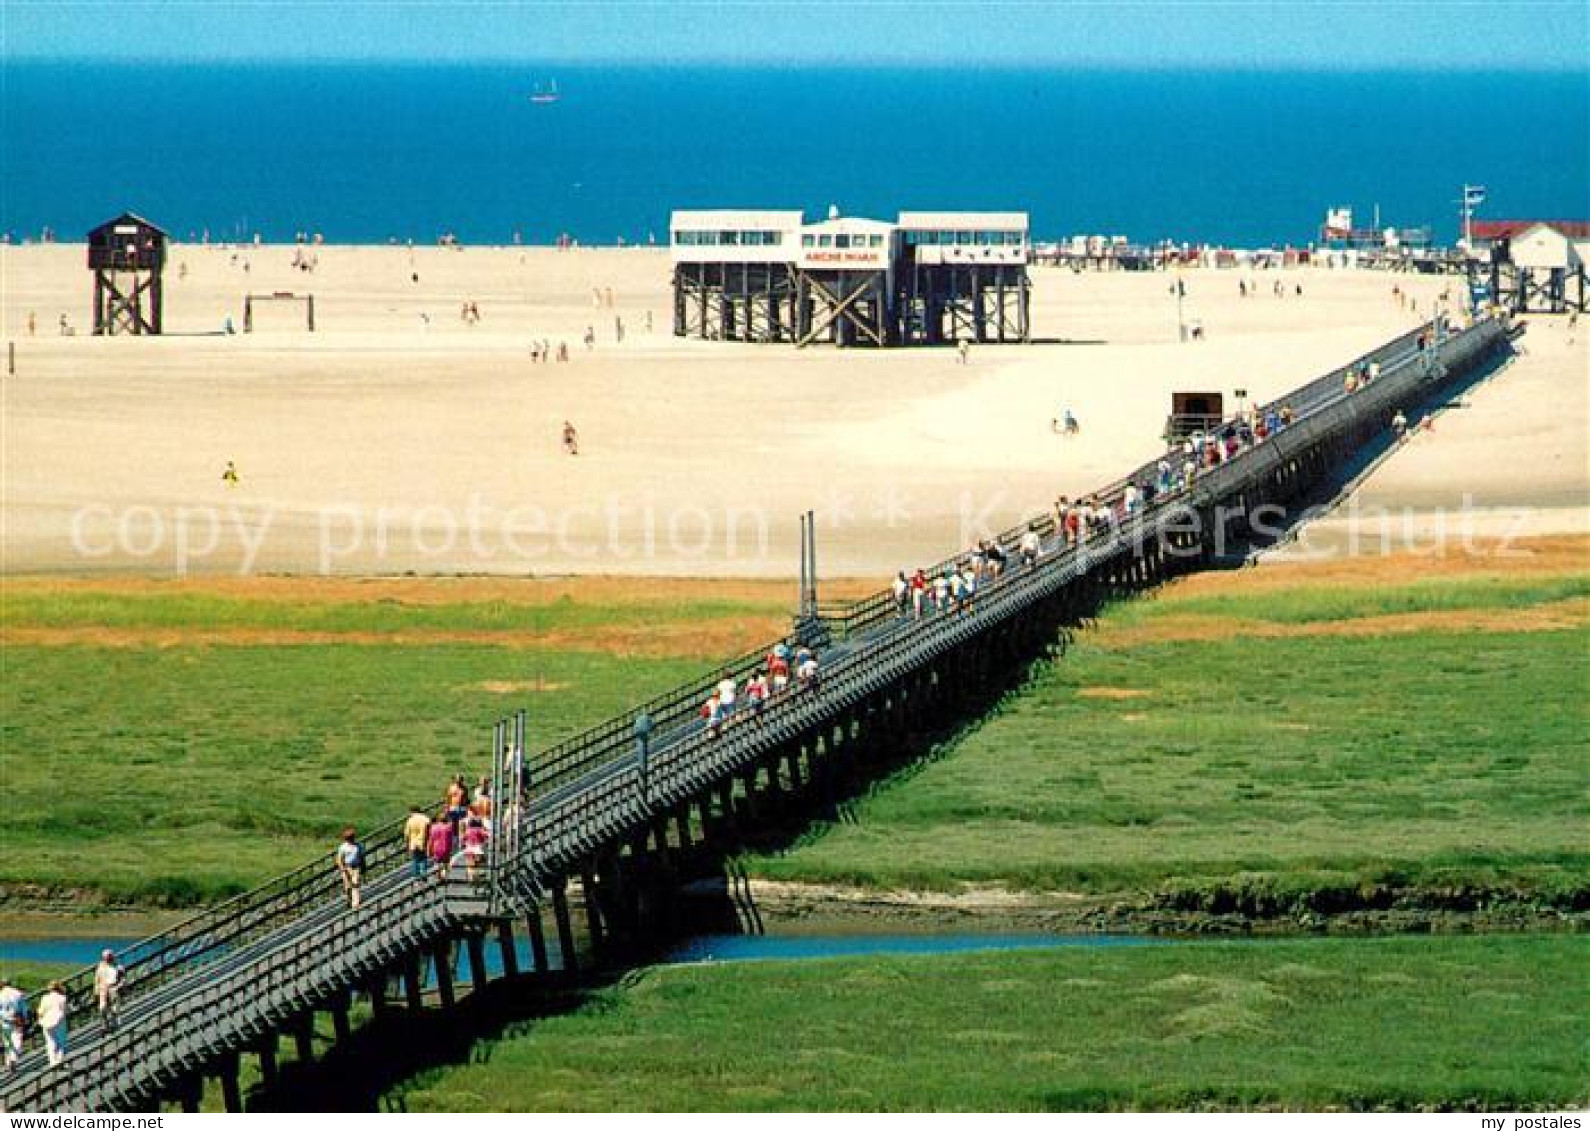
[669,207,1032,347]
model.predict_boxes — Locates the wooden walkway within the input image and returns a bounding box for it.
[0,315,1513,1113]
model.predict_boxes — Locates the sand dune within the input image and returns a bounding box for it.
[2,243,1582,577]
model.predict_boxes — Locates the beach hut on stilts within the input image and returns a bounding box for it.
[87,212,168,335]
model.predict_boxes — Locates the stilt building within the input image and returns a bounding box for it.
[671,208,1030,347]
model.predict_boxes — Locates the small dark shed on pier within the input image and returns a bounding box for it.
[87,212,168,335]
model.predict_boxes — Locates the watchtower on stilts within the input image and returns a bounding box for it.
[87,213,168,335]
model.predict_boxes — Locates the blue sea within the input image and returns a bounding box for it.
[4,63,1585,246]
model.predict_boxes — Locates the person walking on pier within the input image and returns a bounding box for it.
[94,950,124,1031]
[745,672,769,725]
[37,982,68,1068]
[0,979,26,1073]
[427,814,454,881]
[892,570,909,617]
[702,689,725,738]
[336,827,365,911]
[1019,525,1042,568]
[404,806,432,879]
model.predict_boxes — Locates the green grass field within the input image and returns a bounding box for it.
[393,935,1588,1111]
[4,568,1586,907]
[0,644,706,903]
[747,580,1590,906]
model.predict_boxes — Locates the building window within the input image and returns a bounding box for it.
[819,235,833,247]
[802,234,814,248]
[957,231,973,245]
[869,234,883,247]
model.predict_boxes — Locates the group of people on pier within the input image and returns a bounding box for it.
[0,952,124,1072]
[699,643,820,739]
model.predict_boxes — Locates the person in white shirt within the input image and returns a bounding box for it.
[716,676,737,719]
[38,981,69,1067]
[0,979,26,1072]
[94,951,123,1031]
[1019,527,1042,568]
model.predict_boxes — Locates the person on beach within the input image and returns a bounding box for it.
[562,420,580,456]
[584,326,595,350]
[615,315,625,343]
[221,460,240,488]
[557,341,569,362]
[38,982,68,1067]
[94,950,124,1031]
[404,805,431,879]
[0,979,26,1073]
[26,311,36,336]
[1392,409,1408,438]
[957,338,970,365]
[335,827,365,910]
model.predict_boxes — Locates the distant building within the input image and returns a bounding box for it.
[1467,220,1590,314]
[1468,220,1590,261]
[670,208,1029,347]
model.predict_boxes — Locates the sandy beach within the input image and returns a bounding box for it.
[3,243,1583,578]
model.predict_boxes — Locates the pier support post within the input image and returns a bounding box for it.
[497,920,520,978]
[431,942,456,1009]
[330,992,352,1044]
[551,878,580,976]
[466,932,489,989]
[403,955,425,1012]
[526,908,551,974]
[580,862,607,954]
[256,1035,278,1090]
[219,1053,243,1114]
[292,1013,315,1064]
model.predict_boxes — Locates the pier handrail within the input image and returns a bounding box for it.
[41,811,414,1030]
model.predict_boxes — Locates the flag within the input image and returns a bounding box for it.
[1464,185,1487,206]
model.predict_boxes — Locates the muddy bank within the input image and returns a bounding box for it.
[6,877,1585,943]
[704,879,1589,937]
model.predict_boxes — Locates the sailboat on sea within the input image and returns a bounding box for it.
[530,80,560,104]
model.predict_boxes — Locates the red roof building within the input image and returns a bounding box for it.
[1470,219,1590,243]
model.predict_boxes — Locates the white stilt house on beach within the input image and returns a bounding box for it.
[670,208,1030,346]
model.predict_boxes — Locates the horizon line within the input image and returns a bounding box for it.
[13,54,1589,74]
